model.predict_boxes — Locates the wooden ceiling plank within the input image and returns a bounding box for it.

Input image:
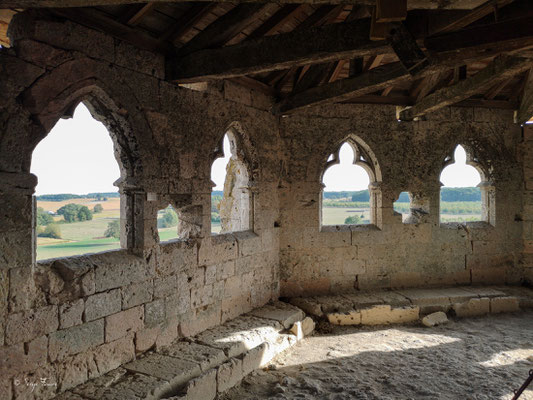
[127,2,155,26]
[328,59,347,82]
[159,3,216,43]
[167,18,391,82]
[295,5,343,31]
[428,0,514,36]
[273,62,409,114]
[376,0,407,22]
[177,3,268,55]
[363,54,384,71]
[399,55,531,120]
[53,8,173,54]
[413,71,442,101]
[516,68,533,124]
[247,4,303,39]
[484,76,512,99]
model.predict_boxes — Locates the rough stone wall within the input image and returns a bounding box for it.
[278,105,524,296]
[0,12,279,399]
[520,124,533,285]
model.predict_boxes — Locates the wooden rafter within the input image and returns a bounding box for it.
[126,2,155,26]
[177,3,268,55]
[388,23,428,75]
[247,4,304,39]
[158,3,216,43]
[516,69,533,124]
[167,18,391,82]
[273,62,409,114]
[399,55,531,121]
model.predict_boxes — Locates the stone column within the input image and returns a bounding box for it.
[406,185,440,225]
[0,172,38,343]
[116,178,158,254]
[479,181,496,226]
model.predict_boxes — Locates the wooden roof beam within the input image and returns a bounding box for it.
[167,18,391,82]
[273,62,409,114]
[158,3,216,44]
[247,4,304,39]
[516,69,533,124]
[399,55,531,121]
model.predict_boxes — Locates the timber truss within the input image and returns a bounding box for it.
[1,0,533,121]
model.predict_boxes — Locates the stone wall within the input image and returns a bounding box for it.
[0,12,279,399]
[278,105,525,296]
[0,10,531,400]
[520,124,533,284]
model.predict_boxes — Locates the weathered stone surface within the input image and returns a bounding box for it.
[248,301,305,329]
[59,299,84,329]
[161,341,227,372]
[490,296,520,313]
[5,305,58,345]
[49,319,104,361]
[85,289,121,322]
[453,297,490,317]
[122,281,153,309]
[105,305,144,343]
[422,311,449,327]
[288,297,322,317]
[169,369,217,400]
[327,310,362,325]
[360,305,420,325]
[217,358,243,393]
[124,353,201,389]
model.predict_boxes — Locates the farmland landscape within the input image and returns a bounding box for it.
[36,188,481,260]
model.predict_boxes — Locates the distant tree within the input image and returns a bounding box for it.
[211,212,221,223]
[350,190,370,202]
[38,224,61,239]
[103,197,108,201]
[344,215,362,225]
[77,206,93,221]
[211,195,222,212]
[93,204,104,213]
[159,208,179,228]
[104,220,120,239]
[36,207,54,226]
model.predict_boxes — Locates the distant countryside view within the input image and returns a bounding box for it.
[322,187,482,226]
[35,188,481,260]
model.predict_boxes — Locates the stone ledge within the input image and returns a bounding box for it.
[57,301,309,400]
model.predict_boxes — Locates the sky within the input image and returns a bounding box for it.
[322,142,480,192]
[31,105,479,195]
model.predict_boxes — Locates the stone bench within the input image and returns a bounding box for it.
[55,301,311,400]
[289,286,533,326]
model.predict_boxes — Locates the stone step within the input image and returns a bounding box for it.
[289,286,533,327]
[55,301,310,400]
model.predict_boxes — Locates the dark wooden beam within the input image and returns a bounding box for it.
[273,62,409,114]
[126,2,155,26]
[159,3,216,43]
[0,0,502,8]
[167,18,391,82]
[294,5,346,31]
[388,23,428,75]
[484,76,512,99]
[427,0,514,36]
[53,8,174,54]
[293,62,332,93]
[425,15,533,59]
[376,0,406,22]
[399,55,531,120]
[247,5,304,39]
[177,4,268,55]
[516,69,533,124]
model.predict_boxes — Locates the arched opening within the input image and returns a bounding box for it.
[210,130,252,235]
[31,103,122,260]
[321,141,376,226]
[157,204,180,242]
[439,144,485,224]
[393,192,411,222]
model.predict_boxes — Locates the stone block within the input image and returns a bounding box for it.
[217,358,243,393]
[57,352,90,392]
[242,342,270,375]
[248,301,305,329]
[49,319,104,361]
[87,334,135,379]
[154,274,179,299]
[191,285,213,308]
[135,326,160,353]
[221,295,251,323]
[125,354,201,390]
[453,297,490,317]
[105,305,144,343]
[145,299,166,327]
[93,253,155,292]
[217,261,235,281]
[122,281,153,309]
[0,335,47,376]
[5,305,58,345]
[422,311,448,327]
[155,318,179,350]
[288,298,322,317]
[327,310,362,325]
[85,289,121,321]
[59,299,84,329]
[161,342,223,373]
[165,290,191,318]
[360,305,419,325]
[170,369,217,400]
[490,296,520,313]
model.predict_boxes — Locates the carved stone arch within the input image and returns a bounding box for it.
[441,142,490,184]
[320,134,382,184]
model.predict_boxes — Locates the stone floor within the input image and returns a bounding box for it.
[222,311,533,400]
